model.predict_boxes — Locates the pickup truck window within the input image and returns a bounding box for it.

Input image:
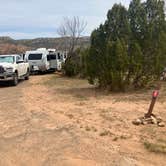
[28,54,42,60]
[0,56,14,63]
[16,55,22,62]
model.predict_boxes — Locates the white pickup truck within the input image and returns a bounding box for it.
[0,54,30,86]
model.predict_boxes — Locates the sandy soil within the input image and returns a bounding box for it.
[0,73,165,166]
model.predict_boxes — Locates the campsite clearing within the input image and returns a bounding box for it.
[0,73,165,166]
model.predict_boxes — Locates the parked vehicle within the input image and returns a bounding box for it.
[0,54,30,86]
[25,48,51,72]
[47,53,62,71]
[25,48,67,72]
[47,49,62,71]
[56,51,68,63]
[48,48,56,54]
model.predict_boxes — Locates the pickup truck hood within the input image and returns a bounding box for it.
[0,62,13,68]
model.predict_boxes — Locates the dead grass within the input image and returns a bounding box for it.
[85,126,91,131]
[99,130,112,137]
[32,75,166,165]
[1,73,166,166]
[73,94,88,100]
[100,108,114,122]
[144,139,166,154]
[42,75,57,85]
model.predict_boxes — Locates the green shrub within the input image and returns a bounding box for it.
[85,0,166,91]
[62,48,89,77]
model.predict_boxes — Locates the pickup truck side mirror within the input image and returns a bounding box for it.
[16,60,24,64]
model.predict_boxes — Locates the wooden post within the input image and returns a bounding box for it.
[145,84,161,118]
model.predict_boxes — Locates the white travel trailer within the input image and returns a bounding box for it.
[25,48,65,72]
[25,48,56,72]
[46,49,67,71]
[48,48,56,54]
[47,53,62,71]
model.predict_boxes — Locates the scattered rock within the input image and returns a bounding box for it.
[151,116,158,124]
[132,119,142,125]
[144,117,153,124]
[142,121,148,125]
[156,116,162,123]
[133,114,164,127]
[158,122,165,127]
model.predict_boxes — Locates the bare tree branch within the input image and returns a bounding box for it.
[57,16,87,53]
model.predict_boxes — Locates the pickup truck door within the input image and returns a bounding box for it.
[16,55,25,76]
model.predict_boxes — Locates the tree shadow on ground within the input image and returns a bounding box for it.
[55,86,113,99]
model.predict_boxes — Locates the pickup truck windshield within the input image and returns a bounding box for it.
[0,56,14,63]
[28,54,42,60]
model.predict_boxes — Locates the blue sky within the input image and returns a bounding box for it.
[0,0,130,39]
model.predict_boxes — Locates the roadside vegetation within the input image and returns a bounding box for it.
[62,0,166,92]
[144,140,166,154]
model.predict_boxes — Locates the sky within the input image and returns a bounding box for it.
[0,0,131,39]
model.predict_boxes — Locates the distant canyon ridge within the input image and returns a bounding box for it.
[0,36,90,54]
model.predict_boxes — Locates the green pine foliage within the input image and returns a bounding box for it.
[86,0,166,91]
[63,0,166,91]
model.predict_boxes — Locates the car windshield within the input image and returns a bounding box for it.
[0,56,14,63]
[28,54,43,60]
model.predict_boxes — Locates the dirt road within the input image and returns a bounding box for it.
[0,74,165,166]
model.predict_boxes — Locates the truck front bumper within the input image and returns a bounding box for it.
[0,73,14,81]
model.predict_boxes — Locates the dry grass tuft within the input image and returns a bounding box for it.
[144,139,166,154]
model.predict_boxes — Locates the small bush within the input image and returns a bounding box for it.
[62,48,89,77]
[144,140,166,154]
[63,50,79,76]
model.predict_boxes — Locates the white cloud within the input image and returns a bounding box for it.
[0,0,131,39]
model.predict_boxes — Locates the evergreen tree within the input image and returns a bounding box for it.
[86,0,166,91]
[128,0,147,44]
[105,4,131,42]
[128,41,143,87]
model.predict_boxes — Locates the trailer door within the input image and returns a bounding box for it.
[49,54,57,69]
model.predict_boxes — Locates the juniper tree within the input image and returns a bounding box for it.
[86,0,166,91]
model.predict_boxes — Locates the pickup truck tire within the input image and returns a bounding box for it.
[12,73,18,86]
[25,70,30,80]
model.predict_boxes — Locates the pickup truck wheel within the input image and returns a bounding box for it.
[12,73,18,86]
[25,70,30,80]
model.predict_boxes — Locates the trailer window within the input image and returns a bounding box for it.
[28,54,42,60]
[50,54,56,60]
[47,55,51,61]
